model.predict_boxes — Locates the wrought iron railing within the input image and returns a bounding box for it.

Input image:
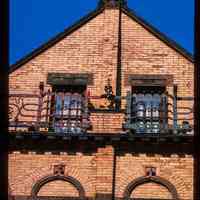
[123,86,194,135]
[9,89,91,135]
[9,85,194,136]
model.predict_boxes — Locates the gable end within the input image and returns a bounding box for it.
[10,5,194,74]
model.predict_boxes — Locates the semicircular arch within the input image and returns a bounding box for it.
[31,175,86,200]
[123,176,179,200]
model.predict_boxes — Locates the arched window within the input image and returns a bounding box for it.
[123,176,179,200]
[31,175,86,200]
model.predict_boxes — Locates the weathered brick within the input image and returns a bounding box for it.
[9,6,194,200]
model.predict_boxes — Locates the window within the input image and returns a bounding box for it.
[131,86,167,134]
[53,164,65,175]
[47,73,92,135]
[145,167,157,176]
[50,85,88,134]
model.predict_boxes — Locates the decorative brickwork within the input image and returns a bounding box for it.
[9,2,194,200]
[31,175,85,199]
[123,176,179,199]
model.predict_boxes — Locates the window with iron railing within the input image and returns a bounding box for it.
[50,85,89,134]
[8,81,193,136]
[124,84,194,135]
[130,86,166,134]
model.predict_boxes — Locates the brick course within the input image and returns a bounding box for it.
[9,151,193,199]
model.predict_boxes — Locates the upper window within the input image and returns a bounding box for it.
[53,85,86,115]
[131,86,167,134]
[51,85,87,134]
[47,73,92,135]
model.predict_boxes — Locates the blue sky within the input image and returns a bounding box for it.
[10,0,194,65]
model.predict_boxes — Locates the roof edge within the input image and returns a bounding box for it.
[9,7,104,73]
[122,7,194,63]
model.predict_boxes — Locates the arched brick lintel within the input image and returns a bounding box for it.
[123,176,179,200]
[31,175,86,200]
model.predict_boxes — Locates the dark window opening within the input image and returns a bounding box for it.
[145,167,157,176]
[52,85,86,94]
[53,164,65,175]
[132,86,166,94]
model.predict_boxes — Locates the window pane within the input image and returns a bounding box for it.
[55,93,63,116]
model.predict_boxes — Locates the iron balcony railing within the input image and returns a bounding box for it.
[9,86,194,136]
[9,90,91,135]
[123,87,194,135]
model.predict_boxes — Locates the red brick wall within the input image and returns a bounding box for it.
[115,153,193,200]
[9,6,194,200]
[9,152,96,197]
[89,113,123,134]
[37,180,79,197]
[9,151,193,199]
[132,182,172,199]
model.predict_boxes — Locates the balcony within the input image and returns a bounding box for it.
[9,86,194,139]
[9,90,91,135]
[123,89,194,136]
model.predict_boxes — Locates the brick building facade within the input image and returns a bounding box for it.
[9,0,194,199]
